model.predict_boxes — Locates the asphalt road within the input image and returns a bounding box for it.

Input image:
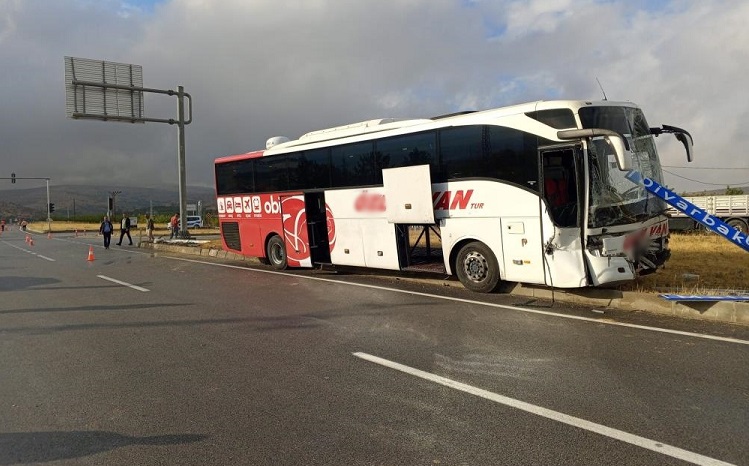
[1,227,748,465]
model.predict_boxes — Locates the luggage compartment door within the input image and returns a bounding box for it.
[383,165,435,224]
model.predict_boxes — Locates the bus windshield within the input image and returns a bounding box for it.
[580,106,666,228]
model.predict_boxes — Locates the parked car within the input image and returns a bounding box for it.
[186,215,203,228]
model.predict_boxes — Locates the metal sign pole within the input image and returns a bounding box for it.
[46,178,51,230]
[177,85,188,238]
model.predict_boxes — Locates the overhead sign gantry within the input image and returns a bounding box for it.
[63,56,193,236]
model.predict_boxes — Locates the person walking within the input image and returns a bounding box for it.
[116,213,133,246]
[99,215,114,249]
[145,214,155,242]
[169,213,180,239]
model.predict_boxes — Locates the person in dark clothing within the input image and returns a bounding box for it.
[99,216,114,249]
[116,213,133,246]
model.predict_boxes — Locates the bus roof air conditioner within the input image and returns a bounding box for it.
[266,136,290,149]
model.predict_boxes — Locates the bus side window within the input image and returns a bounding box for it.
[374,131,437,183]
[485,125,540,189]
[332,142,375,187]
[439,125,484,180]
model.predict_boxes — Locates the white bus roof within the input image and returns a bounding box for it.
[263,99,638,156]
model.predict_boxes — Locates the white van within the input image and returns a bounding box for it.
[186,216,203,228]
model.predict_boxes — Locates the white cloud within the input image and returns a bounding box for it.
[0,0,747,192]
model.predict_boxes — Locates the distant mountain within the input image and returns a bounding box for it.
[0,185,216,220]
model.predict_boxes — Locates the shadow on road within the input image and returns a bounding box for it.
[0,430,206,465]
[0,302,190,315]
[0,277,59,292]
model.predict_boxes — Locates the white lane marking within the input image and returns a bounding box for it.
[54,237,151,255]
[97,275,150,292]
[0,240,56,261]
[353,352,735,466]
[167,256,749,346]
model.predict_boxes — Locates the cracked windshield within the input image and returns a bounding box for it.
[580,106,666,228]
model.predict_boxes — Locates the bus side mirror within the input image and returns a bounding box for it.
[651,125,694,163]
[557,128,632,171]
[675,132,694,163]
[606,134,632,171]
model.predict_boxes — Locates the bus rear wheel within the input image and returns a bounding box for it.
[266,235,288,270]
[455,241,500,293]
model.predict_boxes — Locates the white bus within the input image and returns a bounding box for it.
[214,100,693,292]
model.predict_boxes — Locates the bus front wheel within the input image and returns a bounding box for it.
[266,235,288,270]
[455,241,500,293]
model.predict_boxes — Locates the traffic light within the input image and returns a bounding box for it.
[11,172,15,184]
[49,203,55,213]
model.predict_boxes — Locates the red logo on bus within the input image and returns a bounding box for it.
[281,196,337,264]
[326,204,336,252]
[432,189,474,210]
[281,196,309,265]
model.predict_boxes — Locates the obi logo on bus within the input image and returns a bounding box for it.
[432,189,476,210]
[264,195,281,214]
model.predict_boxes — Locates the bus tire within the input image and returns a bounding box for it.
[727,218,748,234]
[455,241,500,293]
[266,235,288,270]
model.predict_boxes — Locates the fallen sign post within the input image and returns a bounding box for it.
[659,294,749,302]
[625,170,749,253]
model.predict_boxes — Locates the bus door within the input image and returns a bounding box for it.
[539,146,588,287]
[279,194,312,268]
[304,192,331,264]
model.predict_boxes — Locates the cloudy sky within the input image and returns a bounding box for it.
[1,0,748,193]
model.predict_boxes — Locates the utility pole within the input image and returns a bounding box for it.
[109,190,121,219]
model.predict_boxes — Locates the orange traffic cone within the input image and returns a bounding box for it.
[47,232,52,239]
[87,246,95,262]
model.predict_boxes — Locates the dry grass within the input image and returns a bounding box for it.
[627,233,749,294]
[27,221,219,238]
[27,222,747,293]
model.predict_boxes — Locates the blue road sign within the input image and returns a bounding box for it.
[625,170,749,253]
